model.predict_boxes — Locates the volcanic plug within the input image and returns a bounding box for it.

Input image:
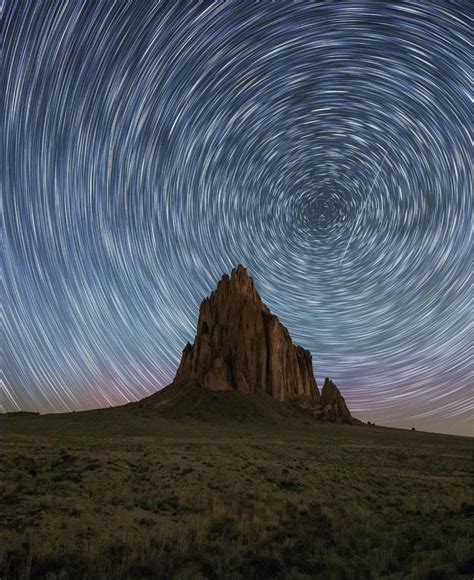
[172,265,352,421]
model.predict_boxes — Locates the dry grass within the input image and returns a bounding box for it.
[0,407,473,579]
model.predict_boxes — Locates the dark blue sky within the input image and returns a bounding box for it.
[3,1,471,435]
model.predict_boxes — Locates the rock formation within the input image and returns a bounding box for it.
[174,265,319,402]
[169,265,354,422]
[320,377,352,421]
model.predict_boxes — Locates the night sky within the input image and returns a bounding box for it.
[3,2,471,435]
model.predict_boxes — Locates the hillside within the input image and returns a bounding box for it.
[1,411,472,579]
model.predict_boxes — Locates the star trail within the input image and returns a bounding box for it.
[3,2,471,435]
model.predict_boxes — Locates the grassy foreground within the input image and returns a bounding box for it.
[1,398,473,579]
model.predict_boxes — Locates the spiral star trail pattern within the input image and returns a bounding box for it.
[3,2,471,435]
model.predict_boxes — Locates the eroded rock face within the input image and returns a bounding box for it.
[321,377,352,421]
[174,265,320,402]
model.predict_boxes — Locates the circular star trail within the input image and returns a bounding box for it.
[3,1,471,435]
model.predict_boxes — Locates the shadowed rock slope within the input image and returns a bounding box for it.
[141,265,357,424]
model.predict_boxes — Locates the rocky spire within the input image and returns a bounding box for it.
[173,265,320,402]
[321,377,352,421]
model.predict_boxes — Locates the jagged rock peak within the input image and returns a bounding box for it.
[212,264,266,308]
[173,265,319,402]
[321,377,352,420]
